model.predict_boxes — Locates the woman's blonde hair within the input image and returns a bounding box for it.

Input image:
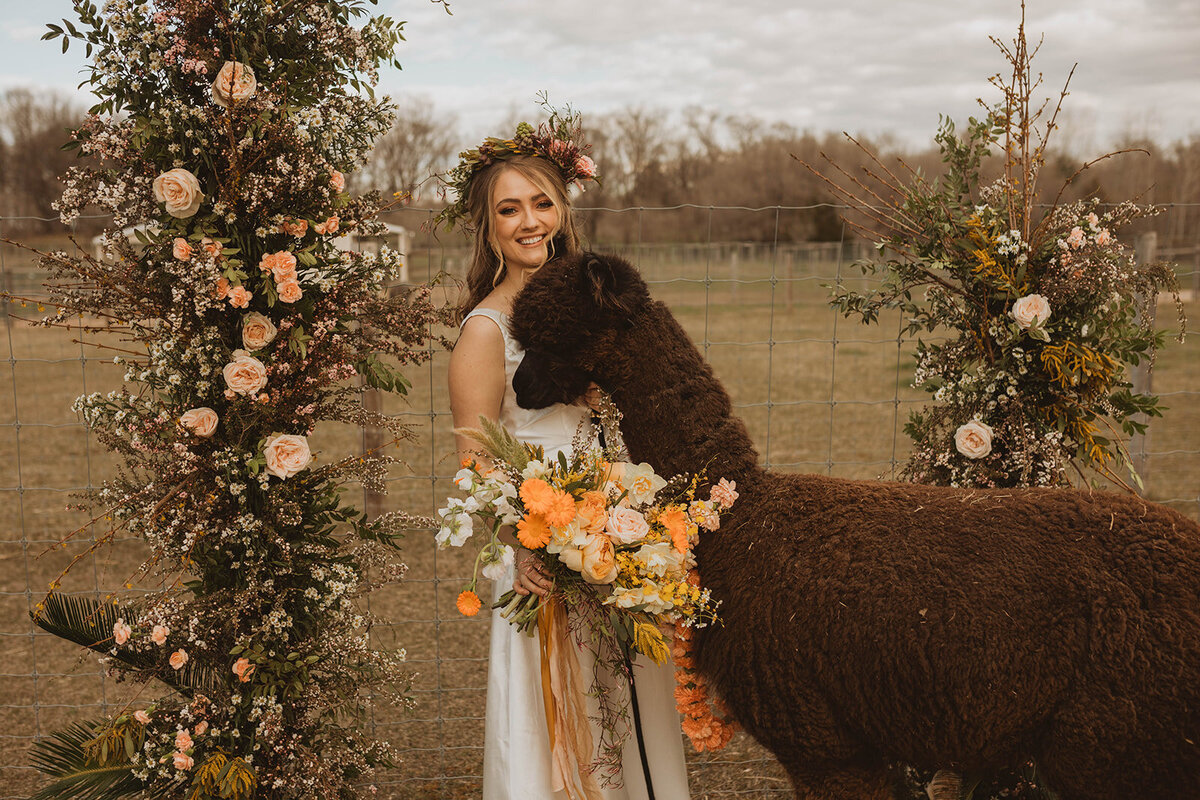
[455,156,583,323]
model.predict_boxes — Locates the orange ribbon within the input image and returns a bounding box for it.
[538,598,603,800]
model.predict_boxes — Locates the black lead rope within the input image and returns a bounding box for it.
[624,652,656,800]
[596,412,655,800]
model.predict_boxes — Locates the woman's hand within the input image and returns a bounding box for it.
[577,382,604,413]
[513,547,553,597]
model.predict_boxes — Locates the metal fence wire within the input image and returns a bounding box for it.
[2,204,1198,799]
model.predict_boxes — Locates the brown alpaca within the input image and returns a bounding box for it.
[509,252,1200,800]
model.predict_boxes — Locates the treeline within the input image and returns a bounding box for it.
[5,90,1199,249]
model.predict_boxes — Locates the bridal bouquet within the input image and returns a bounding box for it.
[436,418,734,663]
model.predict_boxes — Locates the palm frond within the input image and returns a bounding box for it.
[454,415,529,471]
[29,721,146,800]
[32,593,225,697]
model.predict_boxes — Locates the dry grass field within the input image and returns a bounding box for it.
[2,228,1197,797]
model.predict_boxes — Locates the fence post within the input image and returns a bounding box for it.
[1130,231,1158,490]
[730,249,739,304]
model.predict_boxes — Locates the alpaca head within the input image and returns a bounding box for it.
[509,252,651,409]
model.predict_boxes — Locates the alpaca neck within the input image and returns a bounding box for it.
[607,302,763,484]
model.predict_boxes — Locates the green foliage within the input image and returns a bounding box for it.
[29,722,147,800]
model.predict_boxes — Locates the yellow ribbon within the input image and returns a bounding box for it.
[538,598,603,800]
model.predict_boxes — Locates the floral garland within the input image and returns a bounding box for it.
[10,2,448,799]
[434,96,600,232]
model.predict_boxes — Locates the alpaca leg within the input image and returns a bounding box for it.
[781,760,892,800]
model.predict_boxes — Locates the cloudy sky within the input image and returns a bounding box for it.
[2,0,1197,152]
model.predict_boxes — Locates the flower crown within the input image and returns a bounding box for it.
[434,103,600,232]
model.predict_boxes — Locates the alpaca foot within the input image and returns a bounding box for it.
[926,770,962,800]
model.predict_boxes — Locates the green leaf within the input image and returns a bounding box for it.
[29,721,146,800]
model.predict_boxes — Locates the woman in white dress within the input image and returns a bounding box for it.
[447,134,690,800]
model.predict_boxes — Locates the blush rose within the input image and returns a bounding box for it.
[212,61,257,107]
[263,433,313,479]
[179,407,218,438]
[241,312,278,350]
[223,350,268,395]
[954,420,994,459]
[1011,294,1051,329]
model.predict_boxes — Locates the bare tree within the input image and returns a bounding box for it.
[361,95,458,201]
[0,89,85,231]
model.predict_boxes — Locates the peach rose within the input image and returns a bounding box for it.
[222,351,268,395]
[112,619,131,645]
[277,279,303,304]
[175,730,193,751]
[227,285,252,308]
[1010,294,1051,330]
[330,171,345,192]
[172,238,193,260]
[212,60,257,107]
[152,168,204,218]
[151,624,169,645]
[232,657,255,682]
[954,420,993,459]
[560,534,617,584]
[194,720,208,735]
[133,709,151,725]
[179,407,218,438]
[280,218,308,238]
[606,505,650,545]
[709,478,738,509]
[169,649,189,670]
[215,277,230,300]
[173,752,194,770]
[201,237,222,258]
[263,433,313,479]
[313,215,339,235]
[242,312,277,350]
[575,490,609,535]
[258,251,297,281]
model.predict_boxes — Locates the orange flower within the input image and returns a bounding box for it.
[456,590,482,617]
[520,478,557,514]
[674,686,705,706]
[516,514,552,549]
[659,505,690,553]
[520,479,576,528]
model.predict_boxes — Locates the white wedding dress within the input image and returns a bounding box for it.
[462,308,691,800]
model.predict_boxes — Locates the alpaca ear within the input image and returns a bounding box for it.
[583,253,647,316]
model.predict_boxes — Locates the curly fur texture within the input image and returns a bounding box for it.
[510,251,1200,800]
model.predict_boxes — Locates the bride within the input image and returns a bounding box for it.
[445,121,690,800]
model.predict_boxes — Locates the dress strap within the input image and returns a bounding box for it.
[461,307,516,352]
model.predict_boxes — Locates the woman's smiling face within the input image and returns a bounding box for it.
[490,167,560,273]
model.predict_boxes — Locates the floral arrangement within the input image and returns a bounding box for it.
[433,95,600,232]
[807,6,1184,491]
[6,2,451,799]
[436,417,736,775]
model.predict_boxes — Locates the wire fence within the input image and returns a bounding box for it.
[2,204,1198,798]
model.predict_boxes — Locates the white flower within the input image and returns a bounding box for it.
[481,544,514,581]
[453,468,477,491]
[435,499,474,548]
[634,541,680,578]
[521,459,550,481]
[619,462,667,505]
[954,420,994,460]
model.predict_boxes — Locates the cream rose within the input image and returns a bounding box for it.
[152,168,204,218]
[242,312,278,350]
[212,60,257,107]
[150,624,169,645]
[263,433,313,479]
[1010,294,1051,330]
[223,350,268,395]
[606,505,650,545]
[169,649,189,670]
[179,407,218,438]
[954,420,994,460]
